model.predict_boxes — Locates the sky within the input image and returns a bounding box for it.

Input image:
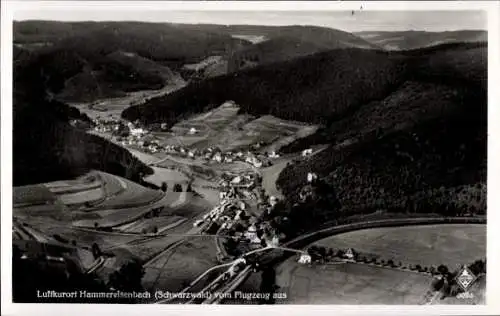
[14,10,487,33]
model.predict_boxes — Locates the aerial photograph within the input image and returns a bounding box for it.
[10,8,486,305]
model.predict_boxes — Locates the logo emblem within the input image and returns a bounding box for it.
[455,266,477,291]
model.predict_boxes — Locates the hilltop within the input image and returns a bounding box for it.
[14,20,248,63]
[180,24,379,50]
[178,24,380,73]
[356,30,487,50]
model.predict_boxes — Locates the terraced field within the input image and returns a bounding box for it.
[99,171,127,197]
[73,192,181,228]
[43,226,140,249]
[91,176,164,209]
[58,188,104,205]
[13,185,58,206]
[117,215,186,233]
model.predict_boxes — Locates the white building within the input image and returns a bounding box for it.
[250,236,262,244]
[302,148,313,157]
[298,254,312,264]
[213,153,223,163]
[253,160,263,168]
[130,128,146,137]
[307,172,318,183]
[269,196,278,207]
[268,151,280,158]
[188,127,198,135]
[344,248,355,260]
[244,224,258,240]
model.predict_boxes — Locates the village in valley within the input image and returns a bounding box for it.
[10,12,487,306]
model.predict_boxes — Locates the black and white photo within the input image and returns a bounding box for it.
[2,1,498,314]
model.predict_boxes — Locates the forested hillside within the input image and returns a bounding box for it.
[13,45,153,186]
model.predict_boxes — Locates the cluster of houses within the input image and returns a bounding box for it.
[92,118,283,171]
[194,168,281,254]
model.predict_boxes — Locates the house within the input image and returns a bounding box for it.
[307,172,318,183]
[193,220,204,227]
[298,254,312,264]
[188,127,198,135]
[231,176,242,184]
[268,151,280,158]
[214,153,223,163]
[130,128,146,137]
[344,248,355,260]
[269,235,280,247]
[302,148,313,157]
[188,151,195,158]
[253,160,263,168]
[244,224,257,240]
[269,196,278,207]
[250,235,262,244]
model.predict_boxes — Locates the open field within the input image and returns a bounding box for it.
[275,261,433,304]
[143,238,219,292]
[144,166,190,187]
[72,84,184,121]
[151,102,318,152]
[315,224,486,268]
[73,192,182,228]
